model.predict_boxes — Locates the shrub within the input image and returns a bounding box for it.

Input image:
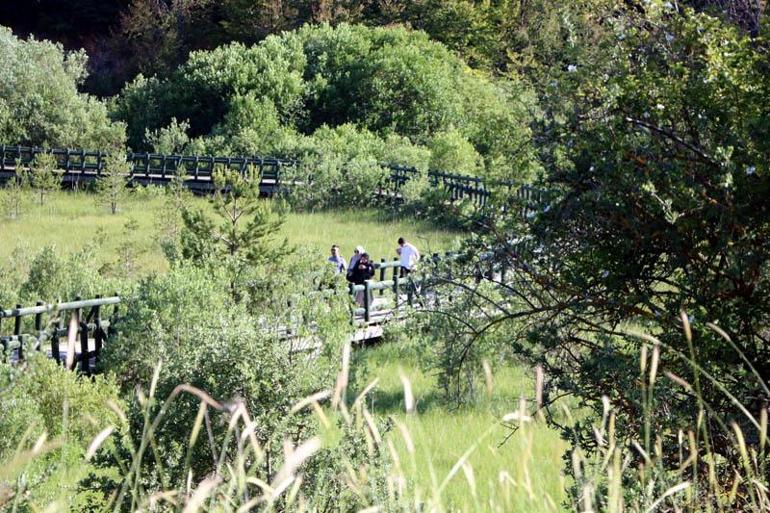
[1,159,31,219]
[30,152,61,206]
[101,262,348,481]
[19,246,110,303]
[0,27,125,149]
[0,354,124,511]
[279,124,388,209]
[144,117,190,154]
[428,129,483,175]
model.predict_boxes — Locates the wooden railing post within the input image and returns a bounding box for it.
[348,282,355,324]
[93,295,103,367]
[379,259,386,295]
[393,272,400,310]
[14,304,22,361]
[34,301,44,351]
[363,280,372,323]
[53,314,63,364]
[71,296,88,375]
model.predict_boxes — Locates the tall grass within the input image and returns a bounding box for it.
[0,190,458,274]
[353,340,568,511]
[6,324,766,512]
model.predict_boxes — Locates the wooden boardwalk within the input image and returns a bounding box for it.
[0,270,419,370]
[0,144,538,207]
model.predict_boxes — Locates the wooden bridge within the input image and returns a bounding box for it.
[0,245,527,372]
[0,144,546,370]
[0,144,545,211]
[0,279,408,370]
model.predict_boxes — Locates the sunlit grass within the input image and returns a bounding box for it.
[0,190,459,274]
[353,339,569,511]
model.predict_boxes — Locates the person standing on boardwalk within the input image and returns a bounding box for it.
[327,244,346,274]
[347,245,365,281]
[349,252,375,305]
[397,237,420,277]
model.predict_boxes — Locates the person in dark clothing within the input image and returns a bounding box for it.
[349,252,375,305]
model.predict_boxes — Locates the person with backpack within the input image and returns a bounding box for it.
[349,252,375,306]
[346,245,365,281]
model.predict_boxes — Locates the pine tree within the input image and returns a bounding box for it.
[30,152,61,205]
[157,164,192,261]
[181,164,286,299]
[2,158,31,219]
[96,152,131,214]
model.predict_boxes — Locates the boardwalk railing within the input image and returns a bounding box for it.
[0,144,546,210]
[0,244,537,371]
[350,258,406,323]
[0,296,120,375]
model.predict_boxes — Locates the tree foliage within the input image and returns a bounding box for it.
[1,158,31,218]
[181,165,286,299]
[0,27,125,149]
[95,151,130,214]
[435,5,770,504]
[30,152,61,205]
[113,23,537,180]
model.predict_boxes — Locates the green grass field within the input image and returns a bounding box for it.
[0,191,459,273]
[352,337,568,511]
[1,190,568,511]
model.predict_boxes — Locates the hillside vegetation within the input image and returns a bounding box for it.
[1,1,770,511]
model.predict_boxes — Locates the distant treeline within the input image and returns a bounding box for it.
[2,0,763,96]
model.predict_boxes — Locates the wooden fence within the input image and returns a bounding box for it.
[349,244,534,324]
[0,144,545,211]
[0,242,536,372]
[0,296,120,375]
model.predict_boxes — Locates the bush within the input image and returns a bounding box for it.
[144,117,191,154]
[428,129,483,175]
[101,261,348,480]
[0,354,124,511]
[0,27,125,149]
[279,124,388,209]
[19,246,114,303]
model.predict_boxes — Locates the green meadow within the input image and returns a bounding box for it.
[0,189,570,511]
[350,336,569,511]
[0,190,459,273]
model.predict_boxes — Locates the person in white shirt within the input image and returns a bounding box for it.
[397,237,420,277]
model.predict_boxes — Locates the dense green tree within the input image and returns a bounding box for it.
[113,23,537,179]
[0,27,125,149]
[442,6,770,503]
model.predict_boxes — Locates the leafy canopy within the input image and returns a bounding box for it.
[113,23,537,180]
[0,26,125,148]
